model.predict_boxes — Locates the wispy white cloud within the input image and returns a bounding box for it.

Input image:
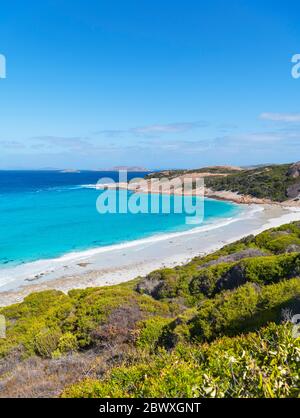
[0,140,25,149]
[30,136,92,150]
[211,128,300,153]
[93,129,124,138]
[95,121,208,138]
[260,112,300,123]
[131,121,208,136]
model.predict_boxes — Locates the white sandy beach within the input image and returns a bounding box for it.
[0,202,300,306]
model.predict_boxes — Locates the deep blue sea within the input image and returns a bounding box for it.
[0,171,240,268]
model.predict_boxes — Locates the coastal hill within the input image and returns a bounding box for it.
[101,166,150,172]
[146,164,242,179]
[60,169,81,173]
[1,221,300,397]
[146,162,300,203]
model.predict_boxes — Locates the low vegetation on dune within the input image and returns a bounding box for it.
[1,222,300,398]
[205,163,300,202]
[146,162,300,202]
[62,323,300,398]
[145,165,242,180]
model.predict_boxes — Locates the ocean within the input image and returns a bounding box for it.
[0,170,240,269]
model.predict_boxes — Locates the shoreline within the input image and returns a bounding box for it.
[87,177,300,206]
[0,201,244,291]
[1,201,300,307]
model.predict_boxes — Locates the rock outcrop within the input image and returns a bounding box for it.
[136,275,164,298]
[288,161,300,178]
[287,183,300,199]
[198,248,267,269]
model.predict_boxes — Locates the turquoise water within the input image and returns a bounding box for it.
[0,171,240,267]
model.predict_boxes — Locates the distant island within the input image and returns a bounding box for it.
[60,169,81,173]
[100,166,150,172]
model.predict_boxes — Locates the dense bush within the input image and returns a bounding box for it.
[62,323,300,398]
[190,253,300,297]
[189,279,300,341]
[205,164,299,201]
[136,316,173,351]
[0,283,172,358]
[255,229,300,253]
[147,163,300,201]
[1,221,300,398]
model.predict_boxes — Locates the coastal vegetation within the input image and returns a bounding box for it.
[0,221,300,397]
[145,165,242,180]
[205,163,300,202]
[147,162,300,202]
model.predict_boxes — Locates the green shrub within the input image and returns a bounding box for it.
[205,164,298,202]
[2,220,300,398]
[190,253,300,297]
[158,308,197,349]
[33,328,62,358]
[239,253,300,284]
[62,323,300,398]
[255,230,300,253]
[57,332,78,354]
[0,284,171,357]
[136,317,172,351]
[190,279,300,341]
[189,262,234,297]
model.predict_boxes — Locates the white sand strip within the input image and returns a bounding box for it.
[0,203,300,306]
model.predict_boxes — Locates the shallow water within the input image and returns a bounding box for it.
[0,171,240,268]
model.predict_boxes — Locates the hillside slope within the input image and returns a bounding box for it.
[205,163,300,202]
[147,162,300,202]
[0,222,300,398]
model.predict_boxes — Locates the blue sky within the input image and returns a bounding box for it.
[0,0,300,169]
